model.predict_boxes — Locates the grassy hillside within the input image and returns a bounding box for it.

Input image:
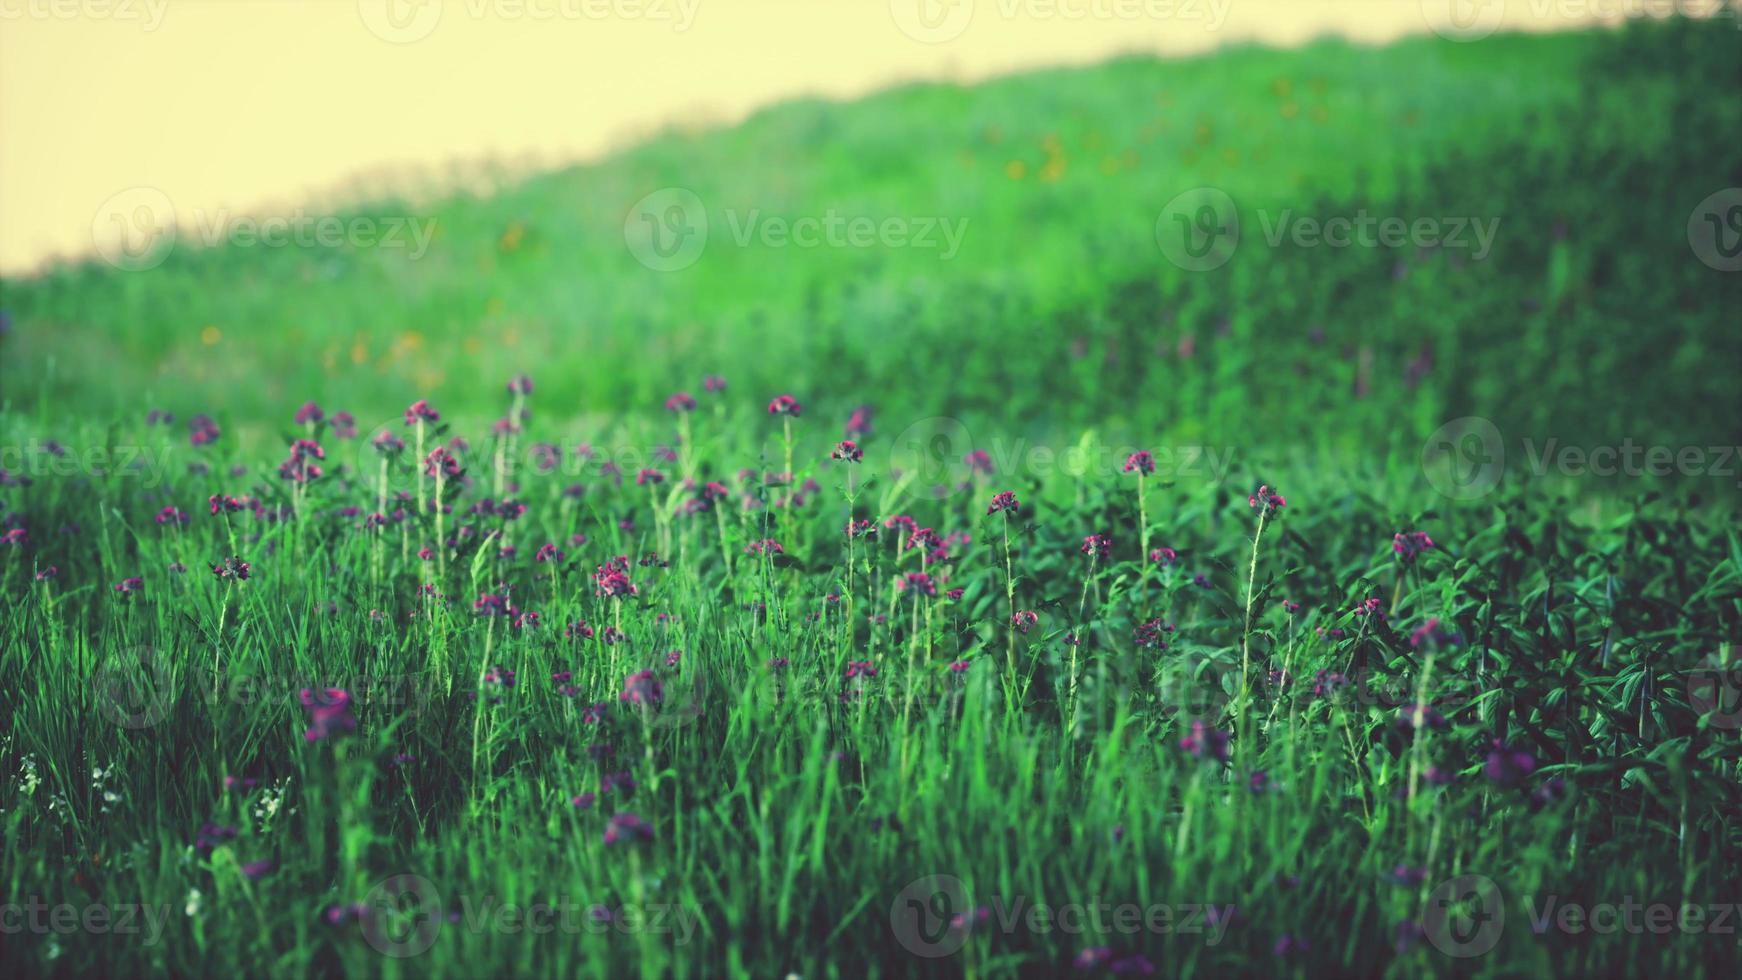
[5,17,1742,979]
[3,19,1737,474]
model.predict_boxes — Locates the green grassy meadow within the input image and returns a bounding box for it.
[1,14,1741,979]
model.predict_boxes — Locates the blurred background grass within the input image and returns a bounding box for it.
[1,17,1738,486]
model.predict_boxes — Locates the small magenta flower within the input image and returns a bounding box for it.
[635,468,665,486]
[594,562,637,597]
[1075,947,1114,971]
[948,660,971,673]
[1011,610,1039,634]
[241,859,274,881]
[603,812,655,845]
[897,572,937,598]
[300,687,356,742]
[620,670,662,706]
[665,392,697,412]
[331,412,358,439]
[1395,704,1449,731]
[1393,531,1436,563]
[507,374,534,395]
[1354,598,1386,621]
[1135,618,1174,649]
[964,449,994,475]
[1124,451,1155,475]
[278,439,326,483]
[831,440,863,462]
[766,395,802,417]
[373,431,406,456]
[424,448,462,479]
[156,506,188,526]
[1272,935,1310,957]
[746,538,783,555]
[1312,669,1349,697]
[986,491,1020,515]
[535,543,565,563]
[1409,617,1460,648]
[1530,777,1569,811]
[1389,865,1428,887]
[845,518,878,539]
[571,792,597,810]
[1109,954,1155,975]
[1179,720,1231,762]
[294,401,324,425]
[1149,546,1177,565]
[529,442,561,472]
[906,527,942,553]
[884,514,917,535]
[600,771,637,797]
[189,415,222,446]
[1484,739,1536,787]
[212,556,251,581]
[1081,533,1112,559]
[1247,484,1286,516]
[845,405,873,437]
[403,399,440,426]
[703,374,727,393]
[113,576,145,596]
[846,661,878,679]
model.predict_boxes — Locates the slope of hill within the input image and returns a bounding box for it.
[2,18,1737,472]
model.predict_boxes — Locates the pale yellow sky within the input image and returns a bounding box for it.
[0,0,1720,274]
